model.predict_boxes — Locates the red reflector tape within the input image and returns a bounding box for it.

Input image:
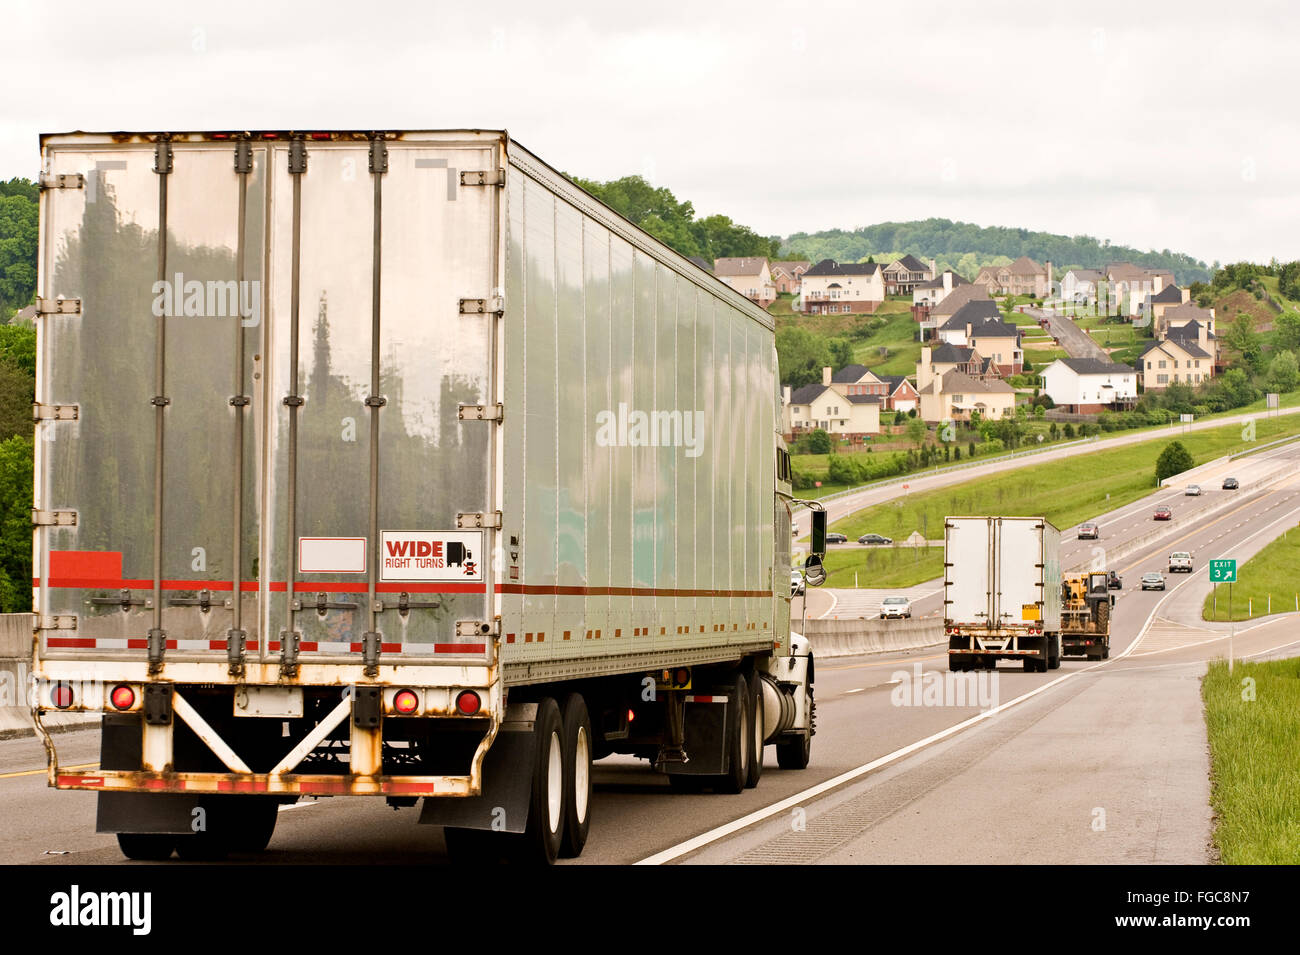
[683,695,727,704]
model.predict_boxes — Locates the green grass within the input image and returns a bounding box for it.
[821,546,944,589]
[830,415,1300,540]
[1202,523,1300,621]
[851,311,923,376]
[1202,657,1300,863]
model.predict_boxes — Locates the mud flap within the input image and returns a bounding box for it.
[417,707,536,834]
[97,792,200,834]
[662,696,729,777]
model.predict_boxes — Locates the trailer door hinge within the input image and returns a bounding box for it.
[456,511,502,530]
[459,297,504,316]
[39,172,85,190]
[36,298,81,315]
[457,403,503,422]
[456,619,500,638]
[33,403,79,421]
[460,168,505,187]
[32,508,77,527]
[37,615,77,631]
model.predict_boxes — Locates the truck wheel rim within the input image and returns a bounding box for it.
[738,702,749,775]
[574,726,590,822]
[546,731,563,833]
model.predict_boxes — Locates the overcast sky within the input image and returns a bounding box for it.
[5,0,1297,264]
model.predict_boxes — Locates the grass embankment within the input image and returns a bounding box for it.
[819,546,944,589]
[1203,657,1300,863]
[1202,523,1300,621]
[830,415,1300,540]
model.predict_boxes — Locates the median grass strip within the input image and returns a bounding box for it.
[1202,658,1300,864]
[1202,523,1300,621]
[831,415,1300,541]
[819,546,943,589]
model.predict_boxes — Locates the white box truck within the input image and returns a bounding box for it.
[28,129,815,864]
[943,516,1062,672]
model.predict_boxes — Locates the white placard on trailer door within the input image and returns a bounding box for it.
[380,530,484,582]
[299,537,367,574]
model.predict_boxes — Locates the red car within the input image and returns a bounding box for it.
[1154,506,1172,520]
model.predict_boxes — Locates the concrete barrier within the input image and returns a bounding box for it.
[0,614,97,740]
[800,616,943,659]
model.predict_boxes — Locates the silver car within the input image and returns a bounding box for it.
[879,596,913,619]
[1140,572,1166,591]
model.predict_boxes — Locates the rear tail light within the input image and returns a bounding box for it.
[456,690,481,715]
[110,685,135,710]
[393,689,420,715]
[51,683,74,709]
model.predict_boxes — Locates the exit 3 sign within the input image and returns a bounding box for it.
[1209,559,1237,583]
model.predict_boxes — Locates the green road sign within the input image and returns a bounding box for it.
[1210,559,1237,583]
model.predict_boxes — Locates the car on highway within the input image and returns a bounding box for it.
[879,596,913,619]
[1153,505,1172,520]
[858,533,893,545]
[1107,570,1123,589]
[826,532,848,544]
[790,569,805,596]
[1141,572,1167,591]
[1222,477,1239,490]
[1078,522,1100,540]
[1168,551,1194,573]
[1185,484,1202,496]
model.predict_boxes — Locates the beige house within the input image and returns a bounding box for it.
[783,382,880,439]
[714,257,776,306]
[882,255,936,295]
[975,257,1051,298]
[800,259,886,314]
[1106,262,1176,317]
[918,370,1016,423]
[916,344,994,393]
[1156,301,1215,340]
[1138,337,1215,390]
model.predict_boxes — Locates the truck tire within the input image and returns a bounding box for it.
[776,678,813,770]
[116,833,175,861]
[1048,634,1062,670]
[714,673,750,795]
[231,798,280,854]
[745,674,764,789]
[508,696,565,865]
[559,693,592,858]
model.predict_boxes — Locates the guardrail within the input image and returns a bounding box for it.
[1229,432,1300,460]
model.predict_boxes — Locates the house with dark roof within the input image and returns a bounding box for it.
[877,374,920,414]
[780,365,884,440]
[714,257,776,306]
[1040,357,1137,413]
[882,255,935,296]
[912,269,969,311]
[937,300,1005,344]
[917,370,1016,424]
[799,259,886,314]
[976,256,1052,298]
[1137,338,1214,390]
[1105,262,1178,317]
[915,281,991,340]
[769,260,810,295]
[1156,301,1215,339]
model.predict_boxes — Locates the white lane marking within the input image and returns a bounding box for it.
[637,490,1300,866]
[635,656,1109,865]
[846,687,867,693]
[278,801,317,812]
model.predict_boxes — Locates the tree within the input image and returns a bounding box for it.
[1063,422,1075,438]
[1034,404,1046,418]
[906,417,927,448]
[0,436,32,611]
[1226,313,1263,371]
[806,429,831,455]
[1155,440,1194,484]
[1267,350,1299,394]
[776,327,832,389]
[1274,312,1300,353]
[0,189,39,316]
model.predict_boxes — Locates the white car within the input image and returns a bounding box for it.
[790,570,805,596]
[1168,551,1193,573]
[879,596,912,619]
[1185,484,1202,496]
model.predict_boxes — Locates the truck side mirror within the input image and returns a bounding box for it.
[811,509,827,557]
[804,554,826,587]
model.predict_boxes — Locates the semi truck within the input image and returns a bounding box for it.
[1059,572,1113,660]
[27,129,817,864]
[943,516,1062,672]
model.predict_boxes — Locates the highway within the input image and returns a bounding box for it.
[5,445,1298,865]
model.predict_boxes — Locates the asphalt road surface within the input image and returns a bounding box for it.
[6,447,1298,865]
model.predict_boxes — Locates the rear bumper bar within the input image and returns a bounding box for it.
[53,769,477,797]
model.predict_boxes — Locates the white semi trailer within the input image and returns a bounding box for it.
[28,129,816,864]
[943,516,1062,672]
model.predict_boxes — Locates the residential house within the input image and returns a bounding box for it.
[915,281,990,340]
[1137,338,1215,390]
[1166,320,1220,372]
[1156,301,1216,341]
[1040,357,1138,413]
[769,260,810,295]
[714,257,776,306]
[1105,262,1176,317]
[937,300,1005,345]
[916,344,990,394]
[1061,268,1104,305]
[877,375,920,414]
[687,255,713,273]
[1147,283,1189,325]
[882,255,936,296]
[912,269,969,308]
[782,367,882,441]
[976,256,1051,298]
[917,370,1016,424]
[967,320,1024,376]
[799,259,886,314]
